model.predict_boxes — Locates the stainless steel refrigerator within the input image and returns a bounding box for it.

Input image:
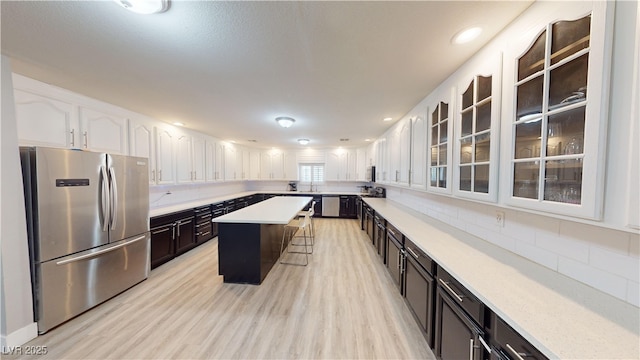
[20,146,150,334]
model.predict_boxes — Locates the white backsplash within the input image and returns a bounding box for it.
[149,182,247,209]
[385,186,640,307]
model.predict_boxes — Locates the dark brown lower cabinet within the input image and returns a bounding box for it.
[149,223,174,269]
[150,209,195,269]
[385,224,404,292]
[404,239,435,347]
[374,214,386,262]
[435,268,490,360]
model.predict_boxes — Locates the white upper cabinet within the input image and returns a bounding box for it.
[453,53,502,202]
[325,149,356,181]
[155,125,176,185]
[398,119,411,186]
[356,147,367,181]
[224,143,238,181]
[502,1,614,219]
[78,107,128,154]
[410,114,427,189]
[427,87,455,194]
[176,131,206,184]
[248,150,261,180]
[261,149,284,180]
[375,137,388,183]
[14,89,77,149]
[283,150,298,180]
[129,117,157,185]
[205,138,224,182]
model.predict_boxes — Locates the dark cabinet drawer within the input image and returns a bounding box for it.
[212,202,225,211]
[437,268,485,327]
[405,238,434,276]
[491,314,548,360]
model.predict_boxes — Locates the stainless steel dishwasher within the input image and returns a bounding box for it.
[322,195,340,217]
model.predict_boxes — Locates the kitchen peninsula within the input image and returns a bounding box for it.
[213,196,312,284]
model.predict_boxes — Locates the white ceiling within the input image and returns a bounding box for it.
[1,0,532,149]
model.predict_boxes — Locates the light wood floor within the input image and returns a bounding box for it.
[10,218,434,360]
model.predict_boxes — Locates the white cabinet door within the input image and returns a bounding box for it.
[283,151,298,180]
[501,1,613,219]
[192,136,206,182]
[176,134,193,184]
[224,144,237,180]
[249,150,261,180]
[356,148,367,181]
[271,151,285,180]
[453,53,502,202]
[205,139,216,182]
[325,151,341,181]
[241,147,250,180]
[129,117,156,185]
[260,150,284,180]
[398,119,411,186]
[214,141,224,181]
[14,89,77,148]
[79,107,128,154]
[410,114,427,189]
[155,126,176,185]
[426,88,455,194]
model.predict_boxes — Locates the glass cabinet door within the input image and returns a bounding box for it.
[504,1,613,219]
[427,88,454,194]
[454,53,501,202]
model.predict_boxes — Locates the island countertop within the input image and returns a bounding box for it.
[212,196,313,224]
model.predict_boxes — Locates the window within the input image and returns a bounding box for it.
[299,163,324,182]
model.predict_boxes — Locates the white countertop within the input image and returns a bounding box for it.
[363,198,639,359]
[149,191,366,217]
[212,196,313,225]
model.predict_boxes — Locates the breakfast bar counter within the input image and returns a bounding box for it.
[213,196,312,284]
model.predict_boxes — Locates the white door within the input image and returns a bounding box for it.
[14,89,77,148]
[79,107,128,154]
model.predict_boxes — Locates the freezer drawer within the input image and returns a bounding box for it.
[35,233,149,334]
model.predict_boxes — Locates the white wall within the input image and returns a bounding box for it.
[0,56,38,347]
[382,1,640,307]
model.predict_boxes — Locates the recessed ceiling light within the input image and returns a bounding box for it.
[114,0,169,14]
[275,116,295,128]
[365,139,372,142]
[452,27,482,45]
[297,139,310,145]
[173,122,184,127]
[383,117,393,122]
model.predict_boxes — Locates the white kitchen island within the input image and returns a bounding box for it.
[213,196,312,284]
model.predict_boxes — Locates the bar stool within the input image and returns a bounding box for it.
[297,201,316,245]
[279,213,311,266]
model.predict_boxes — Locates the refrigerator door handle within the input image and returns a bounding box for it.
[109,166,118,230]
[100,165,110,232]
[55,235,147,266]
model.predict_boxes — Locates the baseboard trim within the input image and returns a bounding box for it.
[0,322,37,348]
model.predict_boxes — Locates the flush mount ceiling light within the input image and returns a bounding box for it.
[173,121,184,126]
[114,0,169,14]
[383,117,393,122]
[276,116,295,128]
[297,139,310,145]
[452,27,482,44]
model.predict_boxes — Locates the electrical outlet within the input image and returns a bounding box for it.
[495,211,505,227]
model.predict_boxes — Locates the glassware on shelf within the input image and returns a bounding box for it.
[562,185,581,204]
[564,137,583,155]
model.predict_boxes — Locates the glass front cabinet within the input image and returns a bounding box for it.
[453,53,502,202]
[502,1,614,219]
[427,87,455,194]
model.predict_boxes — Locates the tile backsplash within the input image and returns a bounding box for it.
[386,187,640,307]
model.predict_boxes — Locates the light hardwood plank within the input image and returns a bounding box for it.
[7,218,434,360]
